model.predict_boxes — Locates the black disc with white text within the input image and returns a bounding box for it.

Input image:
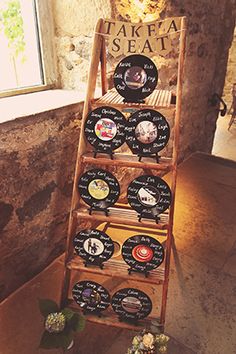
[72,281,110,313]
[73,229,114,265]
[125,109,170,155]
[111,288,152,321]
[84,106,126,152]
[127,175,171,219]
[78,169,120,209]
[113,54,158,102]
[122,235,164,272]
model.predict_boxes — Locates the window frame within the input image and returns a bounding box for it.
[0,0,58,98]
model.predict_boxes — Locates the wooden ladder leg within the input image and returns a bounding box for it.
[60,215,78,307]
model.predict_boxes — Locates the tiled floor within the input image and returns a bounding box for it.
[1,153,236,354]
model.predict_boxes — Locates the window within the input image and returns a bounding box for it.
[0,0,57,97]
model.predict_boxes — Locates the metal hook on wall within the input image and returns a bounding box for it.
[209,93,227,117]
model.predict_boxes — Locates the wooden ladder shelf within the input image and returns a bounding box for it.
[60,16,187,332]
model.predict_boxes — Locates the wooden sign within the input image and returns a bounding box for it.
[102,17,181,57]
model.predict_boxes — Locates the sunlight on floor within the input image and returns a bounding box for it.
[212,114,236,161]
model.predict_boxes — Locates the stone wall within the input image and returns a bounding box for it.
[223,27,236,108]
[52,0,236,160]
[0,104,83,301]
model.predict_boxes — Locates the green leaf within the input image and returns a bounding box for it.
[61,307,75,321]
[38,298,59,317]
[39,330,73,350]
[61,332,73,351]
[69,313,86,332]
[39,331,62,349]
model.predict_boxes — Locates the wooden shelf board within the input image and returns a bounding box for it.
[67,303,163,330]
[92,88,174,110]
[67,257,165,285]
[82,152,173,171]
[73,206,169,230]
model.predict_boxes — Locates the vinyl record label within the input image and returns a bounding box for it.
[84,106,126,152]
[127,175,171,219]
[78,169,120,209]
[111,288,152,321]
[72,281,110,313]
[113,54,158,102]
[125,109,170,155]
[122,235,164,272]
[73,229,114,265]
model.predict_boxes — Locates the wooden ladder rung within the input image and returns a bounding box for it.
[81,153,173,171]
[92,88,174,110]
[73,206,169,230]
[66,303,163,330]
[67,257,165,285]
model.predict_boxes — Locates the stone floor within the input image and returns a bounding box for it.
[212,113,236,161]
[1,152,236,354]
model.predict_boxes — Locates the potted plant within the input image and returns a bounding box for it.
[39,299,85,351]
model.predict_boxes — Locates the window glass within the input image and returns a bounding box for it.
[0,0,43,92]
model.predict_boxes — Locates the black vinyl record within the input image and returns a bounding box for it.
[125,109,170,155]
[78,169,120,209]
[122,235,164,272]
[84,106,126,153]
[111,288,152,321]
[127,175,171,219]
[73,229,114,265]
[113,54,158,102]
[72,280,110,313]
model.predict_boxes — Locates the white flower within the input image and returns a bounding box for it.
[142,333,155,348]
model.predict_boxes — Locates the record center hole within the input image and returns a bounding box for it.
[121,296,142,313]
[88,179,110,200]
[81,289,101,305]
[124,66,147,90]
[137,186,160,207]
[95,118,117,141]
[135,121,158,144]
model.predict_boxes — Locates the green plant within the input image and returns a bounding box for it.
[0,0,25,59]
[39,299,85,351]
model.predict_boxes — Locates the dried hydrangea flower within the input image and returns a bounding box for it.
[45,312,66,333]
[159,345,168,353]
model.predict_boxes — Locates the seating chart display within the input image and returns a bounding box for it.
[113,54,158,103]
[125,109,170,156]
[72,281,110,314]
[84,106,126,153]
[74,229,114,267]
[111,288,152,321]
[122,235,164,273]
[127,175,172,220]
[78,169,120,211]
